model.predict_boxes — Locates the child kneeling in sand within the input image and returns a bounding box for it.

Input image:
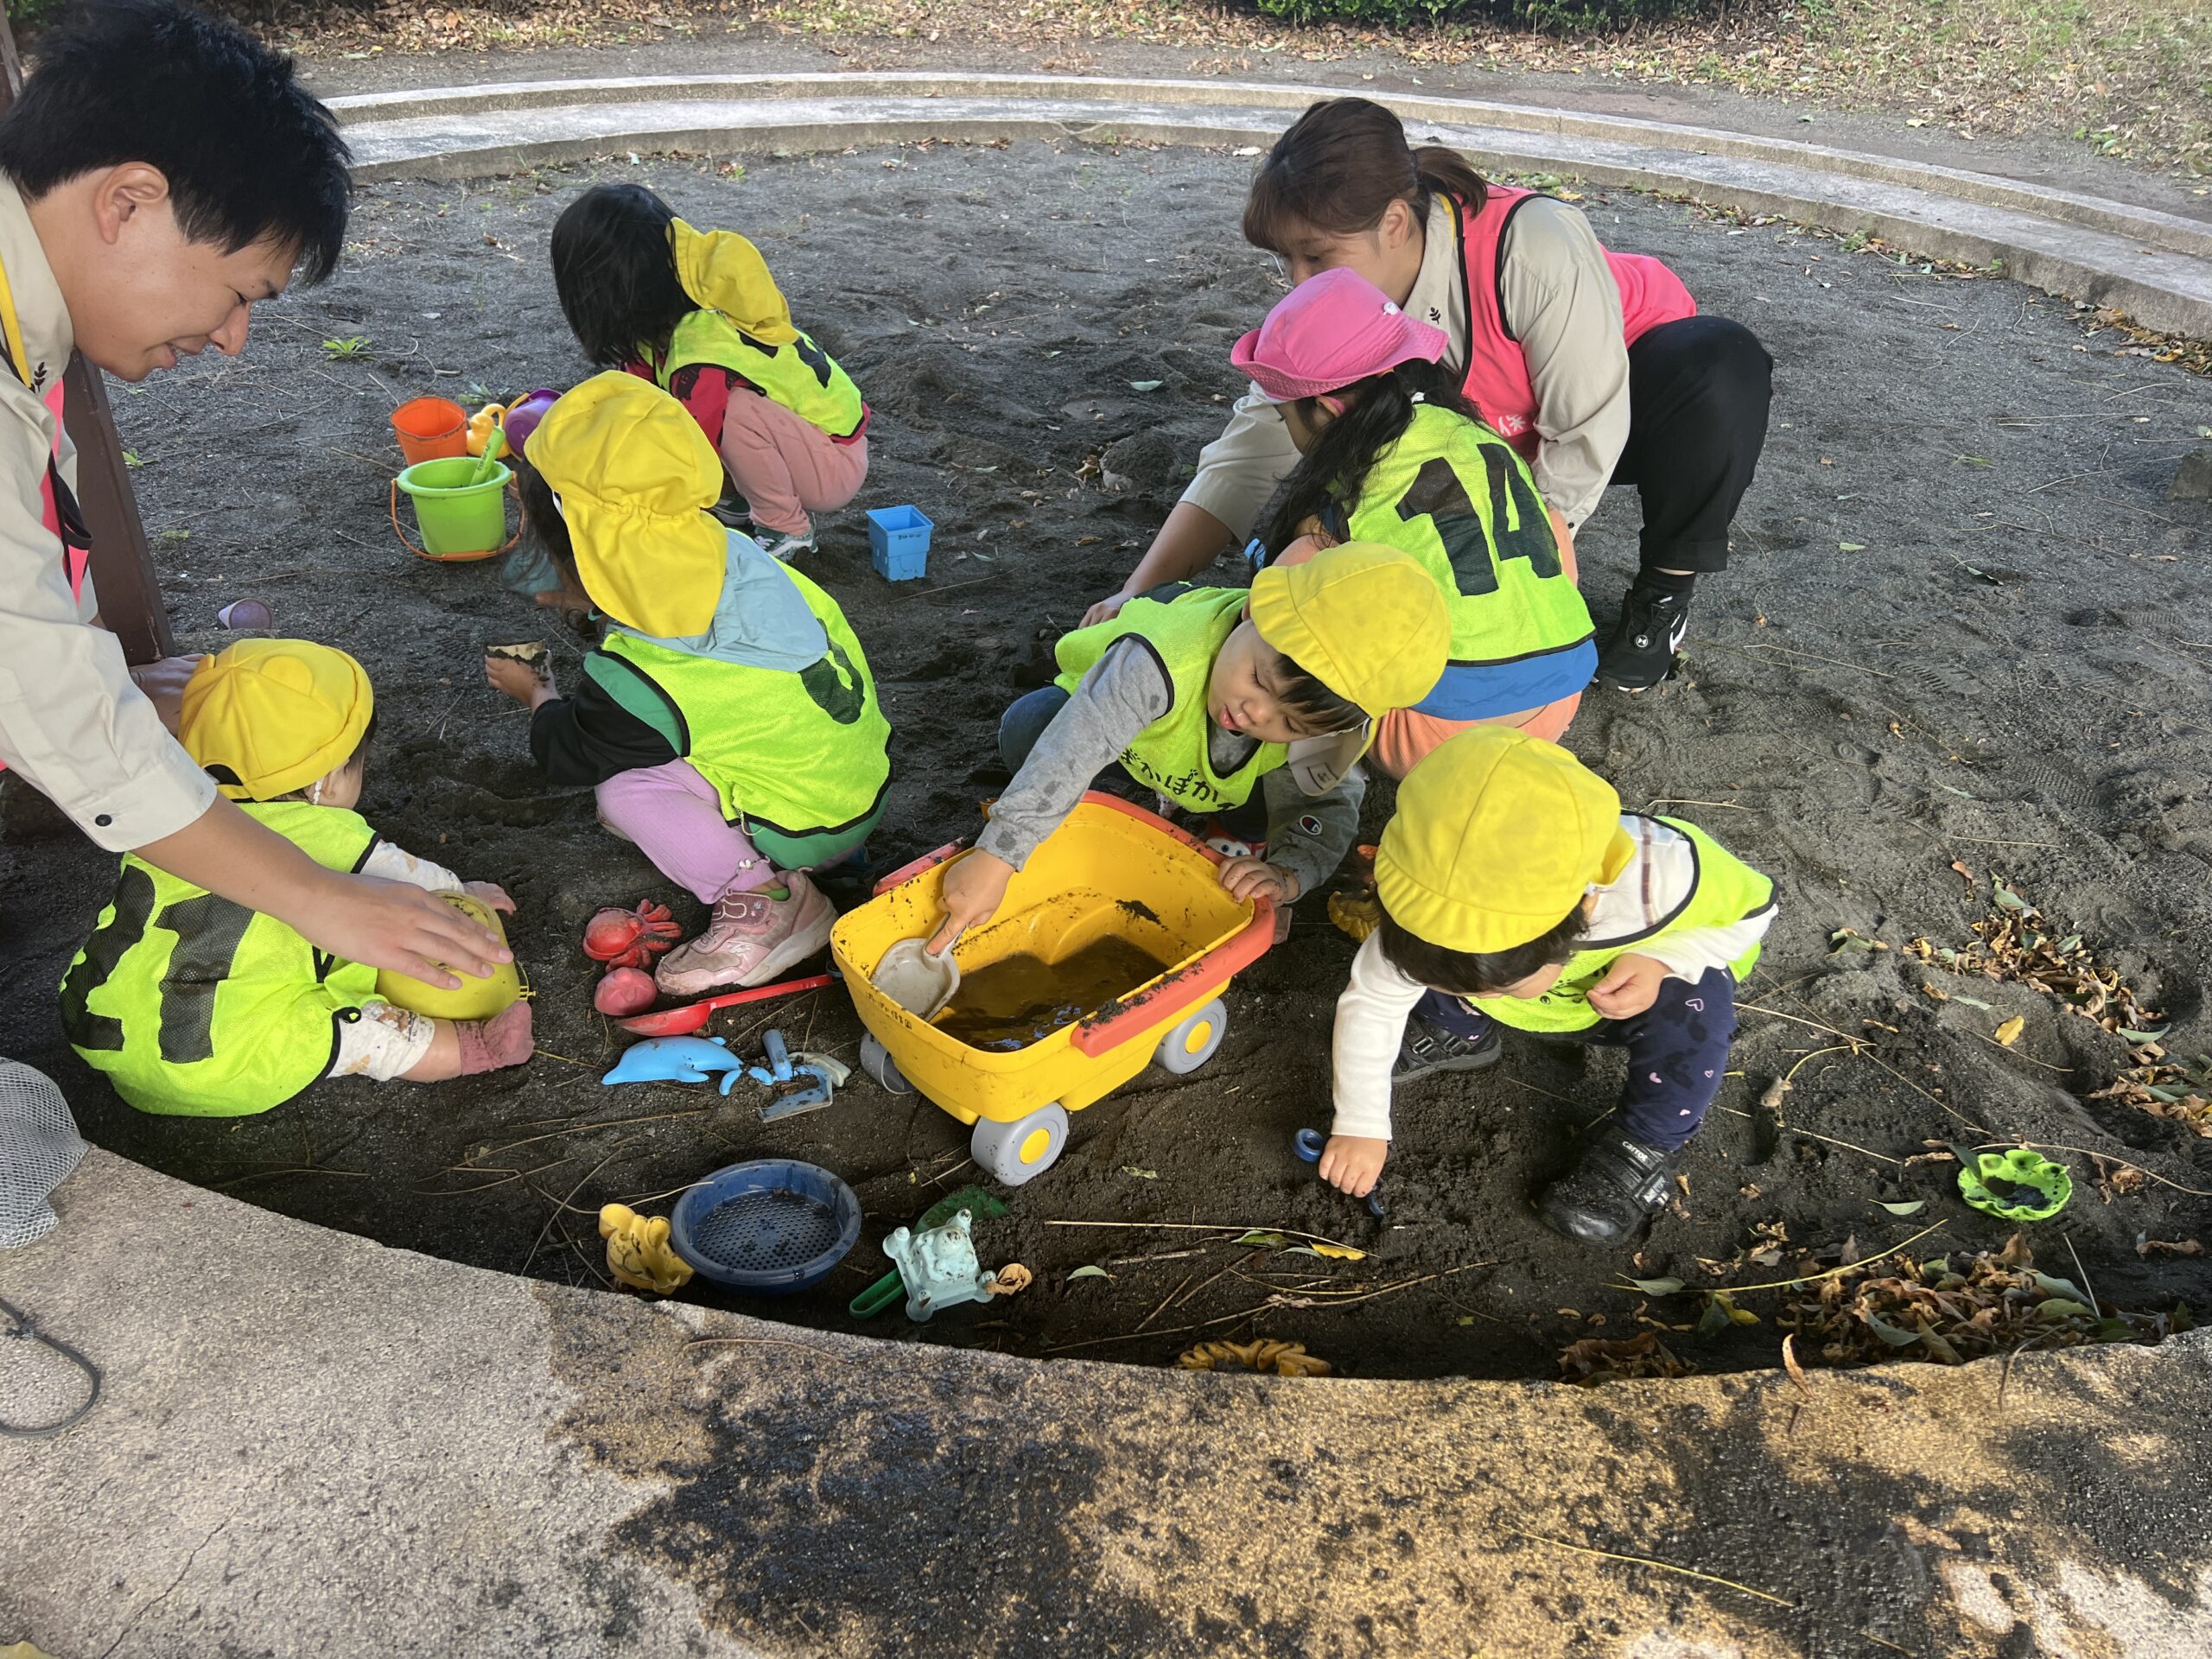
[550,182,869,563]
[61,641,532,1116]
[1323,728,1775,1244]
[1235,268,1594,776]
[930,543,1451,949]
[488,373,891,996]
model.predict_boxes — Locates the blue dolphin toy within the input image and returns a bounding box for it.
[601,1035,752,1091]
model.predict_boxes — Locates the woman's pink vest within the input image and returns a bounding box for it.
[1452,186,1696,456]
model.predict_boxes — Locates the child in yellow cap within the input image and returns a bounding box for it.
[930,544,1452,948]
[60,640,532,1116]
[550,182,868,563]
[489,372,892,997]
[1323,728,1775,1244]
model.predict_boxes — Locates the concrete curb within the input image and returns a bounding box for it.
[326,71,2212,338]
[7,1148,2210,1657]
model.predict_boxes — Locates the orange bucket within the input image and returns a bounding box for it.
[391,397,468,465]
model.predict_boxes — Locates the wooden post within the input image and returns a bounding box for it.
[0,5,173,664]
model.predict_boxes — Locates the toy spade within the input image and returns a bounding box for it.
[615,973,836,1037]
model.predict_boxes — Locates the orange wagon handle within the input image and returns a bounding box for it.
[390,477,523,564]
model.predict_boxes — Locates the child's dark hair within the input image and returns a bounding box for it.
[1243,97,1489,256]
[1260,359,1485,556]
[550,182,693,369]
[1378,904,1586,1000]
[512,450,578,576]
[1265,652,1365,737]
[0,0,351,283]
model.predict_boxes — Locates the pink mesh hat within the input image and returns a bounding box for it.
[1230,267,1449,403]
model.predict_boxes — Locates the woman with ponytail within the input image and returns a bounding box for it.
[1233,267,1593,776]
[550,183,869,563]
[1087,97,1772,695]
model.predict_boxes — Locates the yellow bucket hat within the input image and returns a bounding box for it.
[671,219,797,346]
[1375,728,1636,953]
[524,372,727,637]
[1249,542,1449,720]
[180,639,373,802]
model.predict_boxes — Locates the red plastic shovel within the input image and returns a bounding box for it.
[614,973,836,1037]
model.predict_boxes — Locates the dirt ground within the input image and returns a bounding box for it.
[3,139,2210,1382]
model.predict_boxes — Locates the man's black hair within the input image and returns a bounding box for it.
[549,182,694,369]
[0,0,351,283]
[1377,903,1586,999]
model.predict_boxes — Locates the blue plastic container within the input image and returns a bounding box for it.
[670,1159,862,1294]
[867,505,933,582]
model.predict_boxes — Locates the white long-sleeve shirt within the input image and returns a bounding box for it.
[1181,195,1633,539]
[0,177,218,852]
[1330,817,1774,1141]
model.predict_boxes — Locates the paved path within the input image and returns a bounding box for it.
[5,1151,2210,1656]
[319,64,2212,337]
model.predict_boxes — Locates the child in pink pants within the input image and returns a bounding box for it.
[550,182,869,563]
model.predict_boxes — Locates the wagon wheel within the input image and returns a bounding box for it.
[971,1102,1070,1187]
[1154,998,1228,1076]
[859,1033,915,1096]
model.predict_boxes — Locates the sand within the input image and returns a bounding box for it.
[3,137,2209,1381]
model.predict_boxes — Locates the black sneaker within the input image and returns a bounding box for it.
[1535,1129,1680,1245]
[1596,586,1690,692]
[1394,1019,1503,1082]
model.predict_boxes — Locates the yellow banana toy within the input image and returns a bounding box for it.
[598,1203,694,1295]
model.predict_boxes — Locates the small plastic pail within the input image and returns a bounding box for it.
[391,397,469,465]
[392,456,517,562]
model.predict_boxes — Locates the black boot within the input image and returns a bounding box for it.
[1393,1018,1503,1083]
[1535,1128,1680,1244]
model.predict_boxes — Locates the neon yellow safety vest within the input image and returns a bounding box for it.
[597,565,891,868]
[60,802,381,1116]
[648,308,867,442]
[1052,585,1285,812]
[1344,402,1592,677]
[1467,817,1775,1034]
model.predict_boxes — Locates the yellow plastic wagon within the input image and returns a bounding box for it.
[830,792,1278,1185]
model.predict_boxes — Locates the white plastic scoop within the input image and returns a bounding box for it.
[872,937,961,1019]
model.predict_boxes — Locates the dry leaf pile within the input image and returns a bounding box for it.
[1556,1330,1694,1384]
[1779,1233,2184,1368]
[1912,876,2207,1132]
[1178,1338,1332,1377]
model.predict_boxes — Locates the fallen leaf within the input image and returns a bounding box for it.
[1878,1199,1927,1216]
[2136,1235,2202,1257]
[1782,1333,1811,1396]
[1948,860,1975,895]
[1128,378,1163,392]
[1067,1264,1112,1281]
[1618,1275,1686,1295]
[1994,1015,2026,1047]
[1306,1242,1367,1262]
[1119,1165,1159,1179]
[1840,541,1867,552]
[1233,1230,1290,1249]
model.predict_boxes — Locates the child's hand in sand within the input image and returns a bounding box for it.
[1587,952,1670,1020]
[929,849,1014,955]
[1217,855,1300,907]
[484,652,556,708]
[464,881,517,914]
[1319,1134,1387,1198]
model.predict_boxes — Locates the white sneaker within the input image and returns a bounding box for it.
[654,872,833,996]
[752,527,817,563]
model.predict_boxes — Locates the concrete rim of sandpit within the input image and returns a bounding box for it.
[326,70,2212,340]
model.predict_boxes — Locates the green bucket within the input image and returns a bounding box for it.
[393,455,513,562]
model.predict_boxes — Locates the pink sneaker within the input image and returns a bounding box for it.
[653,873,834,997]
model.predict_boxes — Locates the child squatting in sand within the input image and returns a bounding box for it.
[1324,728,1776,1243]
[929,543,1452,950]
[61,641,533,1116]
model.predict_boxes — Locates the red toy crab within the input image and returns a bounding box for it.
[582,900,683,970]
